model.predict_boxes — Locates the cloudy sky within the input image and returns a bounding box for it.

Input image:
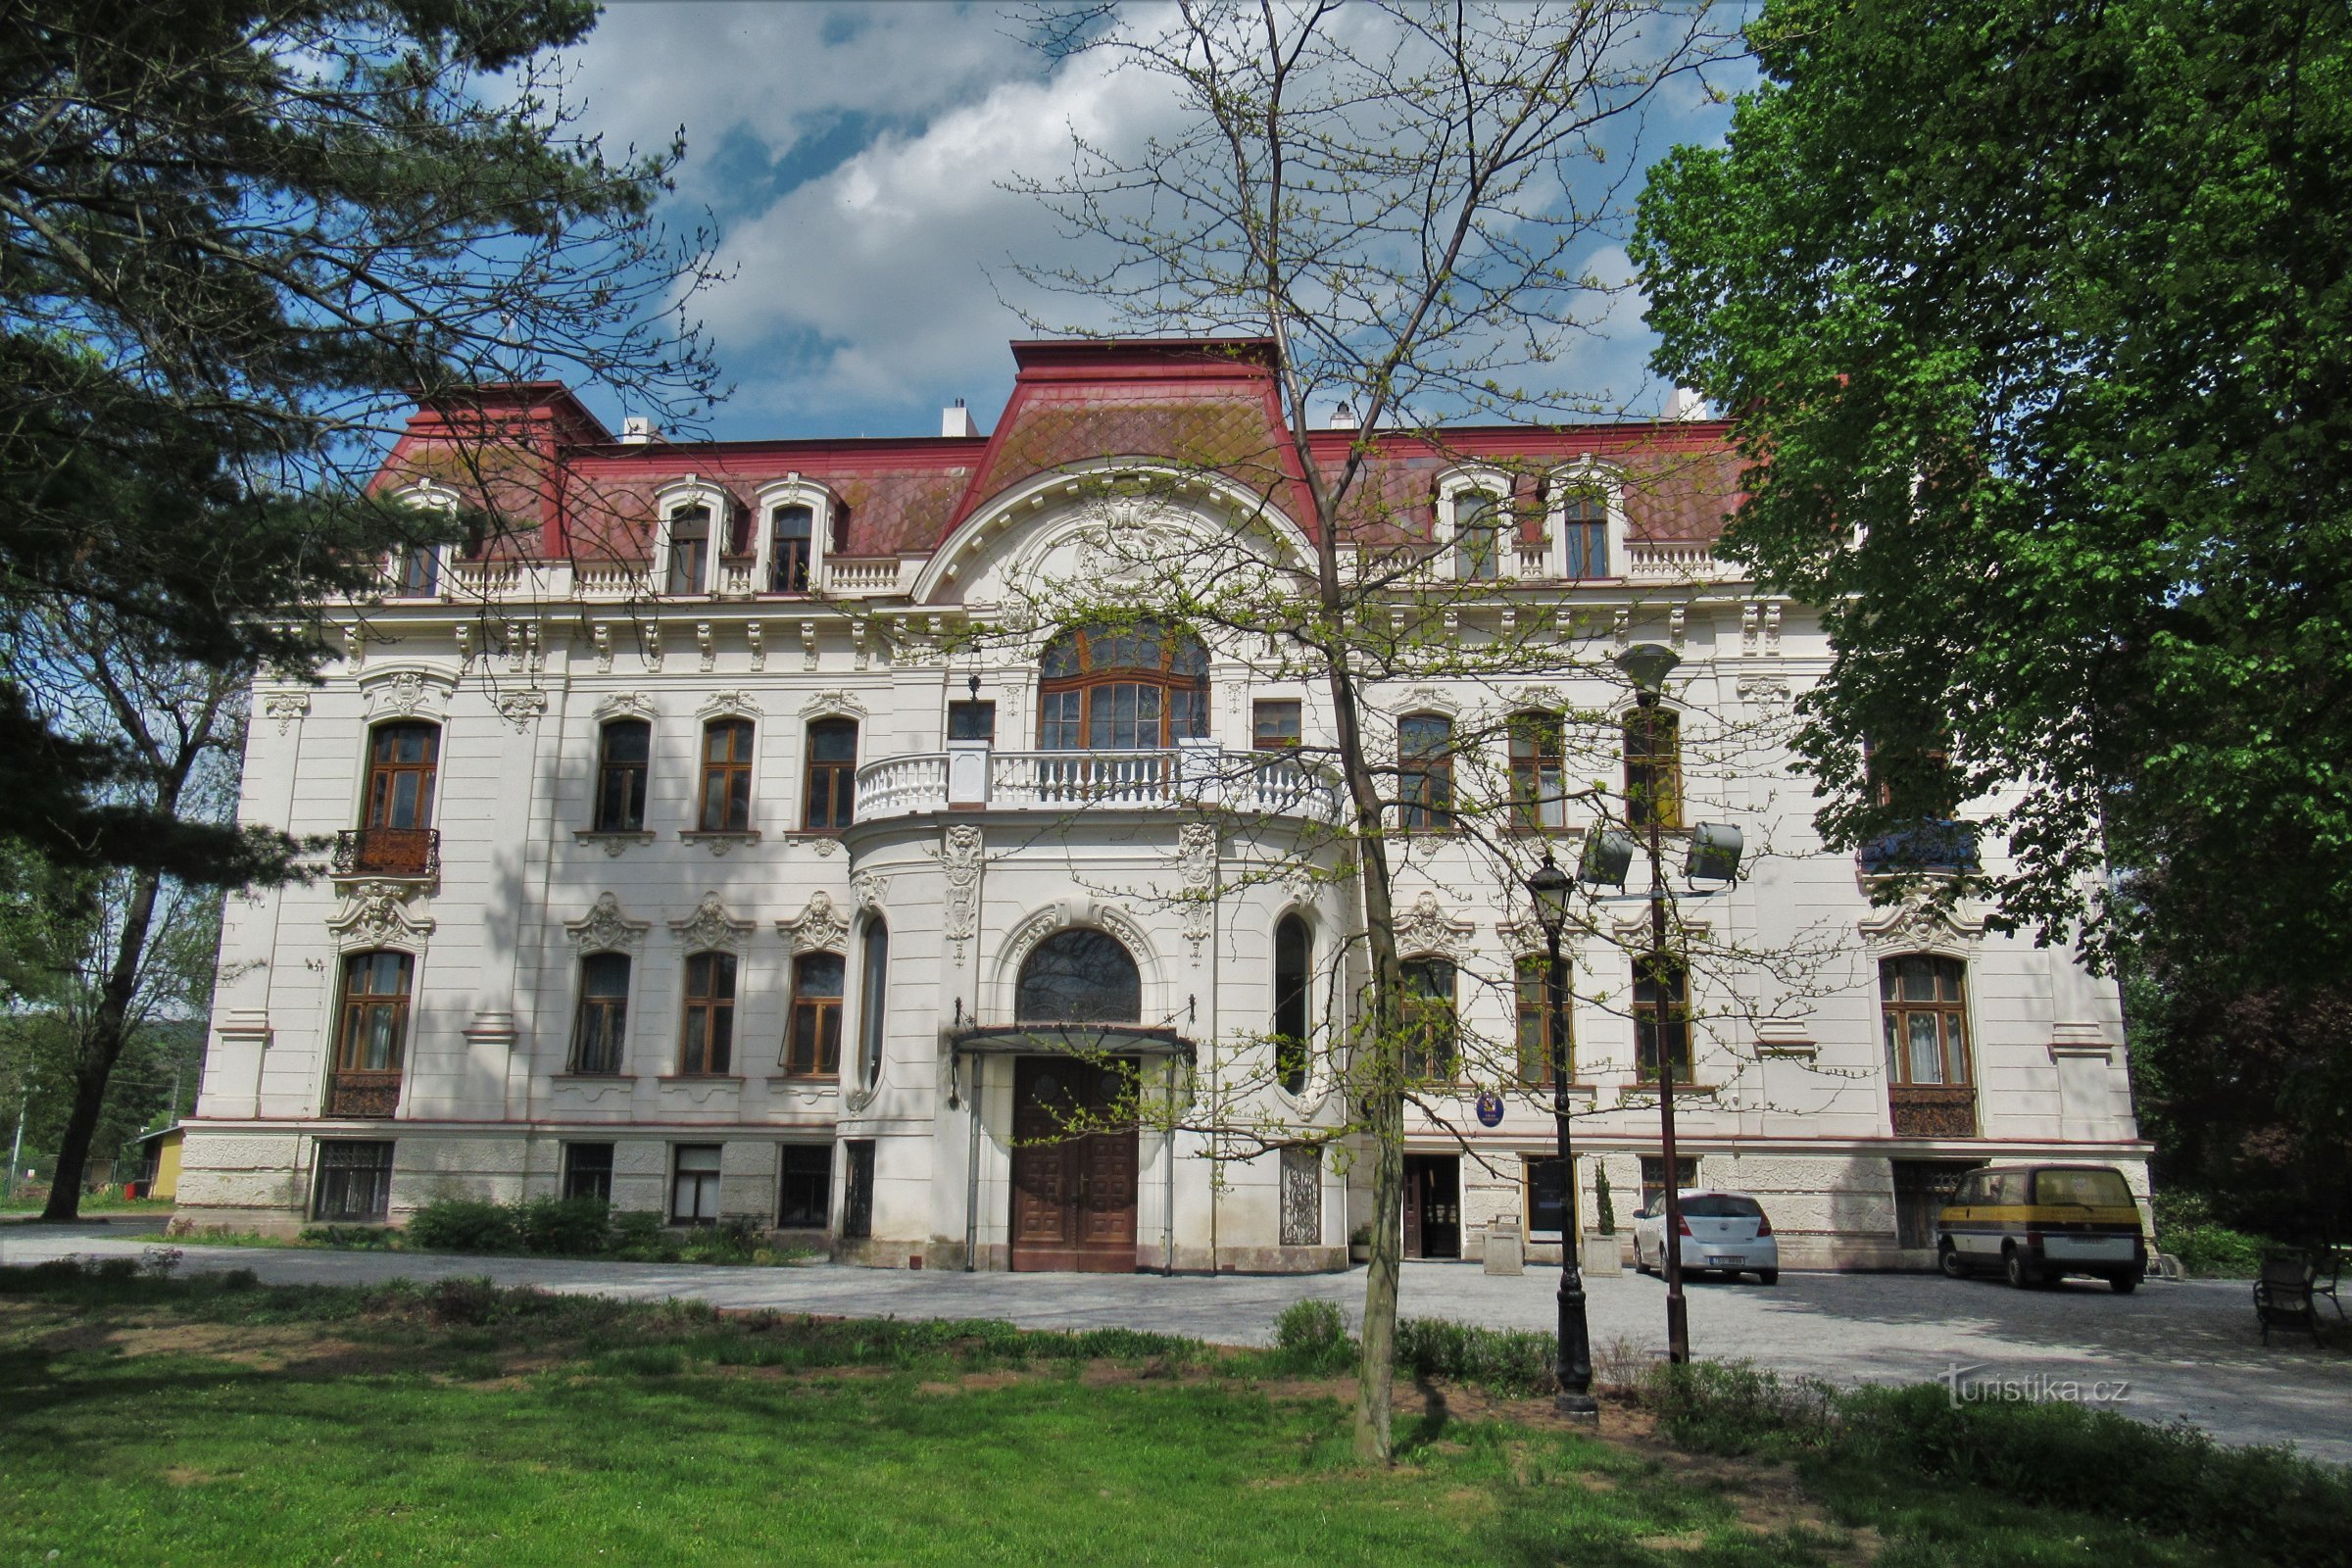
[557,2,1742,442]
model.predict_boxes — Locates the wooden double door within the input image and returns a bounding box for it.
[1010,1056,1140,1272]
[1403,1154,1461,1259]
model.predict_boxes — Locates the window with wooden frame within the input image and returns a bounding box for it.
[769,504,814,593]
[594,719,650,832]
[698,718,754,832]
[1396,713,1454,831]
[1623,707,1683,830]
[569,952,630,1074]
[1253,699,1302,750]
[1509,710,1568,830]
[670,1144,722,1223]
[333,951,412,1074]
[562,1142,613,1203]
[1632,953,1691,1084]
[1559,488,1608,578]
[1452,490,1504,580]
[677,951,737,1076]
[365,722,439,830]
[784,952,845,1077]
[1273,915,1311,1094]
[1515,956,1571,1086]
[803,718,858,831]
[1035,622,1209,750]
[665,504,710,594]
[1399,957,1458,1081]
[395,545,440,598]
[1880,956,1972,1086]
[1640,1155,1699,1211]
[777,1144,831,1228]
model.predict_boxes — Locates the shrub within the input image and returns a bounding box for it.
[609,1210,677,1260]
[516,1196,611,1256]
[91,1256,138,1283]
[2163,1222,2274,1277]
[1270,1298,1354,1374]
[680,1217,762,1265]
[1642,1360,1838,1454]
[405,1199,523,1254]
[1392,1317,1556,1397]
[219,1267,261,1292]
[427,1276,505,1326]
[299,1223,398,1249]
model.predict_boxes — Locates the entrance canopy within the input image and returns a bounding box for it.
[949,1023,1195,1062]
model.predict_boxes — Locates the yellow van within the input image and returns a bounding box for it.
[1935,1164,2147,1292]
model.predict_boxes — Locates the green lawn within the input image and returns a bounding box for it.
[0,1268,2328,1567]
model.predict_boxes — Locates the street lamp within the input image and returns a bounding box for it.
[1611,640,1695,1365]
[1525,853,1597,1420]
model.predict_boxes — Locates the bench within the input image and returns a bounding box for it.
[2254,1250,2328,1348]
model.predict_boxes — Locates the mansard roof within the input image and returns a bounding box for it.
[370,338,1738,562]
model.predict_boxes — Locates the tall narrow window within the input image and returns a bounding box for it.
[1526,1156,1570,1238]
[841,1141,876,1239]
[785,953,845,1077]
[777,1145,831,1228]
[595,719,651,832]
[671,1144,722,1223]
[1509,711,1567,830]
[569,953,631,1074]
[1453,491,1503,580]
[804,718,858,831]
[857,920,889,1088]
[1633,954,1690,1084]
[330,952,413,1118]
[770,504,814,593]
[1515,956,1570,1086]
[1397,713,1453,831]
[699,718,754,832]
[1624,708,1683,830]
[1880,956,1972,1086]
[1400,957,1457,1081]
[1560,489,1608,578]
[395,545,440,597]
[1253,700,1302,749]
[678,952,737,1075]
[666,505,710,594]
[1273,915,1311,1094]
[563,1142,614,1202]
[366,722,439,830]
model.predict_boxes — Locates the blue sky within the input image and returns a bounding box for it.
[563,2,1743,443]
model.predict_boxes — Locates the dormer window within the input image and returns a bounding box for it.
[665,505,711,594]
[1560,488,1608,577]
[770,505,814,593]
[1453,491,1504,581]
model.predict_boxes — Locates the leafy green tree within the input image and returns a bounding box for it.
[1634,0,2352,989]
[0,0,718,883]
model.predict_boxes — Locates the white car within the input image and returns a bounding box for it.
[1631,1189,1780,1284]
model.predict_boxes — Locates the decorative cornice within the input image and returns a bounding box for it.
[798,688,869,721]
[1394,891,1473,959]
[776,891,850,956]
[595,691,656,721]
[565,892,651,953]
[696,689,762,720]
[669,891,755,953]
[357,666,456,721]
[325,881,436,950]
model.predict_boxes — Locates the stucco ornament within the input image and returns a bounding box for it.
[262,690,310,734]
[326,880,435,950]
[777,891,850,955]
[941,825,983,965]
[359,667,455,720]
[1394,891,1473,959]
[565,892,650,952]
[1176,822,1218,958]
[669,892,753,953]
[852,870,890,915]
[1072,492,1194,587]
[494,687,549,732]
[596,691,655,721]
[1858,900,1984,958]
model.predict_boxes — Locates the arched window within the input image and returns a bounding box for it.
[1453,490,1504,580]
[1036,622,1209,750]
[1273,915,1311,1094]
[1881,956,1971,1086]
[1633,953,1690,1084]
[570,953,630,1074]
[1509,710,1566,830]
[595,719,650,833]
[786,952,845,1078]
[1017,929,1143,1024]
[1624,707,1682,830]
[770,504,814,593]
[678,951,736,1075]
[858,919,890,1088]
[329,951,413,1117]
[699,718,754,832]
[665,504,711,594]
[804,718,857,831]
[1399,957,1457,1081]
[1396,713,1453,831]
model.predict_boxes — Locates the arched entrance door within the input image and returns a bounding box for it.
[1009,929,1143,1272]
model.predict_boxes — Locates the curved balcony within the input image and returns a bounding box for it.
[856,746,1342,822]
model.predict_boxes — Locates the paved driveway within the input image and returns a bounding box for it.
[7,1223,2344,1463]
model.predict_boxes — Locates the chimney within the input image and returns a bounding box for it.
[1668,387,1708,421]
[1330,401,1358,430]
[620,416,657,444]
[942,398,978,438]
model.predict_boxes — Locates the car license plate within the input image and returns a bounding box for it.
[1716,1255,1745,1266]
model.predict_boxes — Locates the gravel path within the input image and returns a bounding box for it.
[8,1220,2344,1464]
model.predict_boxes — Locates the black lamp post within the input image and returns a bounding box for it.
[1527,852,1598,1418]
[1613,640,1692,1366]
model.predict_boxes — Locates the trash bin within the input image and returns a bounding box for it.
[122,1182,141,1200]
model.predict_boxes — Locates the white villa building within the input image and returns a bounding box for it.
[176,338,2146,1271]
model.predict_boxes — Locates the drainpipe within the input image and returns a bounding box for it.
[964,1053,983,1271]
[1163,1060,1177,1275]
